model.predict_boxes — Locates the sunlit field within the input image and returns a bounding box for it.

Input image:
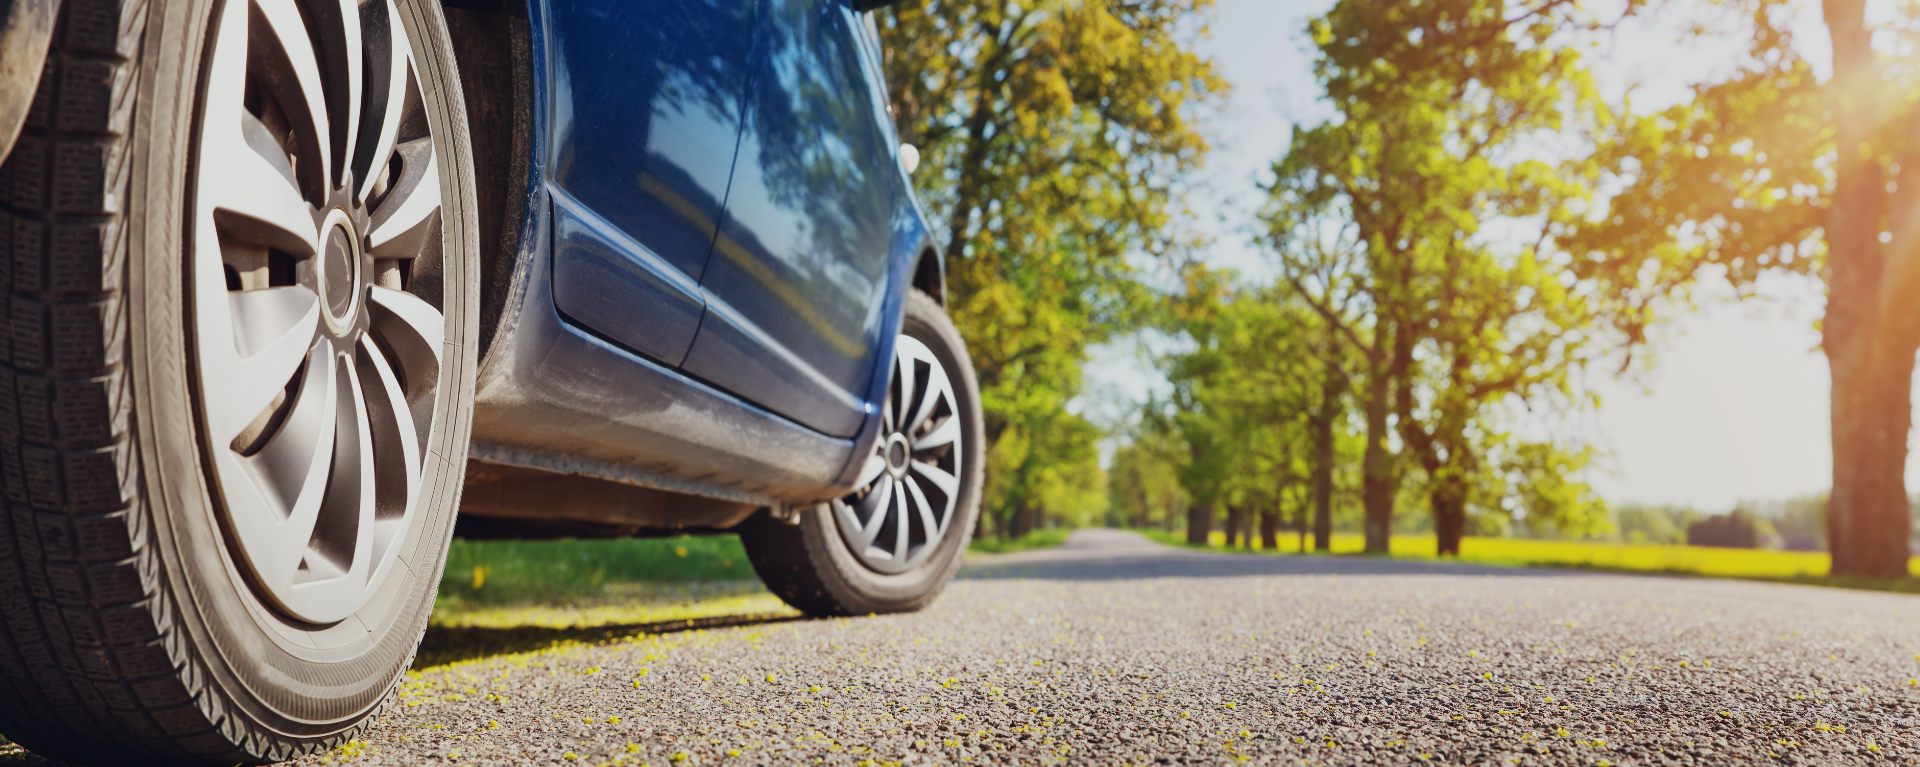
[1137,529,1920,582]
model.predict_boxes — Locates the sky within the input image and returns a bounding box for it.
[1076,0,1889,512]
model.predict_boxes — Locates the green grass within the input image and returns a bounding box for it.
[437,535,754,608]
[424,536,795,668]
[1147,528,1920,593]
[967,527,1072,554]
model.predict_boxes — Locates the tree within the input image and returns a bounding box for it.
[1158,270,1327,548]
[1107,437,1187,530]
[1571,0,1914,575]
[878,0,1228,536]
[1260,0,1617,554]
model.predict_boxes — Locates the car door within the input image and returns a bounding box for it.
[545,0,756,366]
[681,0,898,438]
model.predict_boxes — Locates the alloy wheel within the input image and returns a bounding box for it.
[833,335,965,575]
[190,0,446,624]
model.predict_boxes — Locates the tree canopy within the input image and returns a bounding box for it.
[879,0,1227,536]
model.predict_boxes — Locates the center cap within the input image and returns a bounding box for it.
[318,208,362,333]
[885,433,911,477]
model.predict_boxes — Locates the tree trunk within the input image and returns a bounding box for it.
[1297,496,1308,553]
[1311,385,1337,552]
[1827,347,1914,576]
[1822,0,1915,578]
[1433,478,1468,557]
[1361,328,1402,554]
[1010,501,1034,539]
[1186,503,1212,545]
[1224,506,1244,548]
[1261,506,1280,551]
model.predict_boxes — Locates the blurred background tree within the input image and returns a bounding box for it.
[1250,0,1618,554]
[1105,434,1187,531]
[1568,0,1920,576]
[878,0,1226,538]
[1157,277,1320,548]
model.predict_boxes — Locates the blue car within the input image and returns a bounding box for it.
[0,0,981,762]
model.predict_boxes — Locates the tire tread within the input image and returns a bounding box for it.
[0,1,244,763]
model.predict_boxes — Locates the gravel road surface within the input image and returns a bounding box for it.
[34,529,1920,765]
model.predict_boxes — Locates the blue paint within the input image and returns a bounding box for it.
[544,0,753,355]
[477,0,942,504]
[685,0,901,438]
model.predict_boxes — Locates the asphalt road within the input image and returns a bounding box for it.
[40,529,1920,765]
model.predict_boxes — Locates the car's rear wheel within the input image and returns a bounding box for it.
[740,289,983,616]
[0,0,477,762]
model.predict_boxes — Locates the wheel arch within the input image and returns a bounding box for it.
[911,246,945,305]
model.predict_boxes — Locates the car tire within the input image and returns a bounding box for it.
[740,288,983,616]
[0,0,478,762]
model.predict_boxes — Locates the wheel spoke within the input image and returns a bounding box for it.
[853,453,887,490]
[892,347,915,434]
[856,476,894,549]
[310,0,364,189]
[224,343,338,607]
[890,483,910,562]
[358,334,422,566]
[355,0,409,202]
[904,475,943,544]
[909,460,960,500]
[294,352,378,589]
[241,342,337,517]
[206,288,321,442]
[906,360,951,436]
[368,137,439,249]
[367,285,443,405]
[254,0,335,189]
[203,112,319,256]
[912,415,959,452]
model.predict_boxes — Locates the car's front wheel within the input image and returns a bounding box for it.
[741,289,984,616]
[0,0,478,762]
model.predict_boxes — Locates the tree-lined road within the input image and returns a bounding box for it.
[218,530,1920,765]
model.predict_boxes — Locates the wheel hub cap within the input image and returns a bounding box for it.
[884,434,910,478]
[188,0,447,625]
[318,210,361,332]
[832,336,965,575]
